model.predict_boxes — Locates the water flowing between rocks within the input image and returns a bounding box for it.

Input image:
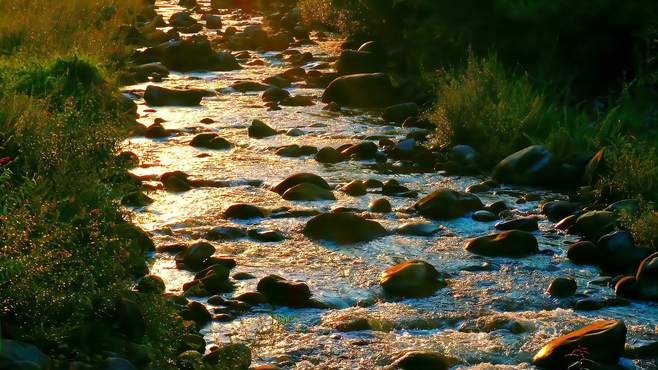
[122,1,658,368]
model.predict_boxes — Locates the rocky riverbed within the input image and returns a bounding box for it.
[121,1,658,369]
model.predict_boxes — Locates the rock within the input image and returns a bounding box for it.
[485,200,507,214]
[605,199,641,217]
[303,212,388,244]
[224,204,266,219]
[396,222,442,236]
[205,226,247,240]
[261,86,290,103]
[380,260,446,298]
[273,173,330,195]
[460,316,526,334]
[248,228,285,242]
[625,340,658,359]
[248,119,277,138]
[571,211,616,240]
[492,145,555,185]
[275,144,302,157]
[169,11,197,28]
[390,351,454,370]
[532,320,627,369]
[234,292,268,305]
[280,95,314,106]
[286,128,305,137]
[181,301,212,326]
[0,340,49,369]
[176,242,216,270]
[104,358,136,370]
[465,230,539,257]
[541,201,581,222]
[282,183,335,201]
[335,50,382,75]
[190,133,232,150]
[547,277,577,297]
[160,171,191,192]
[341,180,367,196]
[597,230,651,273]
[495,217,539,232]
[315,147,344,163]
[472,210,497,222]
[144,85,204,106]
[257,275,311,307]
[617,252,658,300]
[136,275,165,294]
[414,188,483,220]
[205,14,222,29]
[203,343,251,369]
[322,73,394,108]
[144,123,169,138]
[157,38,238,72]
[567,241,600,265]
[574,298,604,311]
[121,191,154,207]
[341,141,378,160]
[231,80,270,92]
[382,102,419,124]
[369,198,392,213]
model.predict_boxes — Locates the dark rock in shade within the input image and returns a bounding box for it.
[396,222,442,236]
[547,277,577,297]
[104,357,137,370]
[414,188,483,220]
[144,85,204,106]
[261,86,290,103]
[369,198,392,213]
[247,228,285,242]
[0,340,50,369]
[280,95,315,106]
[169,11,197,28]
[224,203,266,219]
[380,260,446,298]
[136,275,166,294]
[390,351,454,370]
[181,301,212,326]
[190,133,232,150]
[604,199,641,217]
[382,102,419,124]
[624,340,658,359]
[248,119,277,138]
[160,171,191,192]
[121,191,154,207]
[233,292,268,305]
[315,147,345,163]
[273,173,331,195]
[205,226,247,240]
[485,200,507,214]
[322,73,395,108]
[303,212,388,244]
[616,252,658,300]
[574,298,604,311]
[555,214,578,230]
[571,211,616,240]
[465,230,539,257]
[341,141,378,160]
[341,180,367,196]
[256,275,312,307]
[495,216,539,232]
[597,230,651,273]
[116,298,145,340]
[231,80,270,92]
[335,50,382,75]
[472,210,497,222]
[492,145,555,186]
[203,343,251,369]
[541,201,581,222]
[205,14,222,29]
[282,183,335,201]
[176,241,216,270]
[567,241,600,265]
[532,320,627,369]
[144,122,170,138]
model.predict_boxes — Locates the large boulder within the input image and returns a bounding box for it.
[382,102,419,124]
[532,320,627,369]
[272,173,331,195]
[597,231,651,273]
[335,50,382,75]
[492,145,555,185]
[144,85,205,106]
[322,73,395,108]
[570,211,616,240]
[413,188,483,220]
[303,212,388,244]
[616,252,658,300]
[257,275,312,307]
[465,230,539,257]
[157,38,231,72]
[380,260,446,298]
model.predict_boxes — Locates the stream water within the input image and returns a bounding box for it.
[122,1,658,369]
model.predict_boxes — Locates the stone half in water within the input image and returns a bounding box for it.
[302,212,388,244]
[379,260,446,298]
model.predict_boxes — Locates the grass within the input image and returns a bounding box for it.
[0,0,189,368]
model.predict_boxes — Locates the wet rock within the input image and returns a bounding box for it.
[248,228,285,242]
[256,275,311,307]
[160,171,191,192]
[547,277,577,297]
[616,252,658,300]
[203,343,251,369]
[224,204,266,219]
[485,200,507,214]
[144,85,204,106]
[280,95,314,106]
[567,241,600,265]
[0,340,49,369]
[465,230,539,257]
[541,201,582,222]
[390,351,455,370]
[571,211,616,240]
[232,272,256,280]
[261,86,290,103]
[234,292,268,305]
[574,298,604,311]
[472,210,497,222]
[492,145,555,186]
[597,230,650,273]
[205,14,222,29]
[282,183,335,201]
[231,80,270,92]
[136,275,165,294]
[273,173,330,195]
[395,222,442,236]
[181,301,212,326]
[275,144,302,157]
[414,188,483,220]
[341,141,378,160]
[190,133,232,150]
[555,214,579,230]
[248,119,277,138]
[495,216,539,232]
[144,122,170,138]
[341,180,367,196]
[181,333,206,352]
[303,212,388,244]
[322,73,394,108]
[169,11,197,28]
[380,260,446,298]
[176,242,215,270]
[382,102,418,124]
[369,198,392,213]
[624,340,658,359]
[121,191,154,207]
[286,128,305,137]
[315,147,344,163]
[459,316,526,334]
[532,320,626,369]
[335,50,382,75]
[205,226,247,240]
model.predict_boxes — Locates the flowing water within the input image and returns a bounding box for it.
[123,1,658,368]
